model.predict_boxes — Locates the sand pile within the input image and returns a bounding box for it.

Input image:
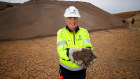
[114,11,140,19]
[0,0,125,41]
[0,2,19,11]
[0,2,9,11]
[73,48,96,67]
[126,13,140,30]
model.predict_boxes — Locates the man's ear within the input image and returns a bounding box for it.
[64,18,68,23]
[64,18,66,22]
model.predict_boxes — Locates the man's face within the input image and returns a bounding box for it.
[65,17,78,32]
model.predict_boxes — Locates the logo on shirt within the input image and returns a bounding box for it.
[77,35,82,41]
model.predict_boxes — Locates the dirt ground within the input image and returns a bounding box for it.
[0,27,140,79]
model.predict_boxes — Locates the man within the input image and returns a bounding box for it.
[57,6,94,79]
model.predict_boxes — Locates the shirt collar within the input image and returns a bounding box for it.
[66,25,80,33]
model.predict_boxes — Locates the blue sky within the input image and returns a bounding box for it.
[0,0,140,13]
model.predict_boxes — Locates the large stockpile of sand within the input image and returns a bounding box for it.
[0,2,9,11]
[127,13,140,30]
[0,2,20,11]
[113,11,140,19]
[0,0,125,41]
[114,11,140,30]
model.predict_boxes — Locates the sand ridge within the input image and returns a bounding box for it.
[0,1,125,41]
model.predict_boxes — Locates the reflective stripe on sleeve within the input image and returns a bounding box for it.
[83,39,90,43]
[59,61,83,71]
[57,41,67,47]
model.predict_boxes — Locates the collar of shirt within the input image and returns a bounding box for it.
[66,25,80,34]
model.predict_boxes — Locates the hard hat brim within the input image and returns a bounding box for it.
[64,15,80,18]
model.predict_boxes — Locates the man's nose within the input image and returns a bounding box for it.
[71,18,75,22]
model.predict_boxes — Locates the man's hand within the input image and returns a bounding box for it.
[75,60,85,68]
[68,47,79,63]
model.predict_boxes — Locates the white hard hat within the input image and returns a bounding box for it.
[64,6,80,18]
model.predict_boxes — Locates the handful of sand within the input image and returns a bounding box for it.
[72,48,97,68]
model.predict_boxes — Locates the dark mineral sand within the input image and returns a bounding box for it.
[73,49,96,66]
